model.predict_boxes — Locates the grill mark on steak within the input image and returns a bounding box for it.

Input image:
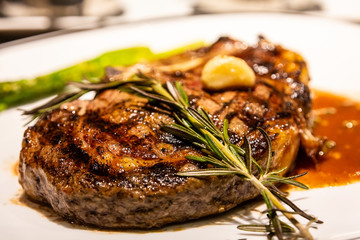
[19,36,319,229]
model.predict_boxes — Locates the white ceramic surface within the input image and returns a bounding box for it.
[1,13,360,240]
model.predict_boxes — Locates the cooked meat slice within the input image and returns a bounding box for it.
[19,36,316,229]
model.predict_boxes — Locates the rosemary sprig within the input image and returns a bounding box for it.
[24,73,321,239]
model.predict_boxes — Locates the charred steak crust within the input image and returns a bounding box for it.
[19,37,311,229]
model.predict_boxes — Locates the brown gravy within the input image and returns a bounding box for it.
[291,90,360,188]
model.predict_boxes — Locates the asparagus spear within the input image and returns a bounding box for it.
[0,42,204,112]
[0,47,153,111]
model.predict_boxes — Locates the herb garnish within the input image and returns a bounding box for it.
[24,73,322,239]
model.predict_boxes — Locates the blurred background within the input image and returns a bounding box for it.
[0,0,359,44]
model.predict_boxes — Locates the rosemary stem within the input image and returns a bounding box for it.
[249,176,313,240]
[203,130,249,174]
[201,126,314,239]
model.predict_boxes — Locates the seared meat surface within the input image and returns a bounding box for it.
[19,37,315,229]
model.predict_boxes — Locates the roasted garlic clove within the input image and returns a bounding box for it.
[202,55,256,90]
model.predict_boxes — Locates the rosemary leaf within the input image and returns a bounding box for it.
[130,86,181,108]
[252,158,264,176]
[185,155,228,168]
[23,91,81,115]
[229,143,246,156]
[162,124,206,144]
[23,90,89,124]
[229,145,246,167]
[237,223,294,233]
[177,168,239,177]
[70,80,124,90]
[175,81,189,107]
[265,175,309,190]
[283,171,308,180]
[222,119,230,144]
[166,81,180,102]
[257,127,272,175]
[266,167,287,176]
[244,136,252,173]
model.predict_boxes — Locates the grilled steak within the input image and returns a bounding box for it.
[19,37,319,229]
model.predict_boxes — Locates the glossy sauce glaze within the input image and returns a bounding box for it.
[291,90,360,188]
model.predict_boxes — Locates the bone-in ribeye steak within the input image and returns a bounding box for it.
[19,37,317,229]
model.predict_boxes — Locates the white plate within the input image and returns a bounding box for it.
[1,13,360,240]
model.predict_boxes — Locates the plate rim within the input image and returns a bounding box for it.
[1,12,360,50]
